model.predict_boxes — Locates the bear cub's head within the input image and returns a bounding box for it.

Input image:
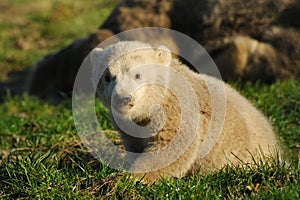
[90,41,173,128]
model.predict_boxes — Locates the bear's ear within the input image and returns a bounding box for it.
[155,45,172,66]
[90,47,104,68]
[89,47,104,89]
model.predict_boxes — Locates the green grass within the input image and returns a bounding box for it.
[0,0,299,199]
[0,0,118,81]
[0,81,299,199]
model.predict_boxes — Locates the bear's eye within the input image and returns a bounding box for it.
[135,73,142,80]
[103,74,112,83]
[103,73,116,83]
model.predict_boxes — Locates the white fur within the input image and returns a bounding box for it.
[89,41,281,183]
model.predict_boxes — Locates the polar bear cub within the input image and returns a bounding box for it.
[89,41,281,183]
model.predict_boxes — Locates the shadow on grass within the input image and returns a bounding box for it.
[0,68,31,102]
